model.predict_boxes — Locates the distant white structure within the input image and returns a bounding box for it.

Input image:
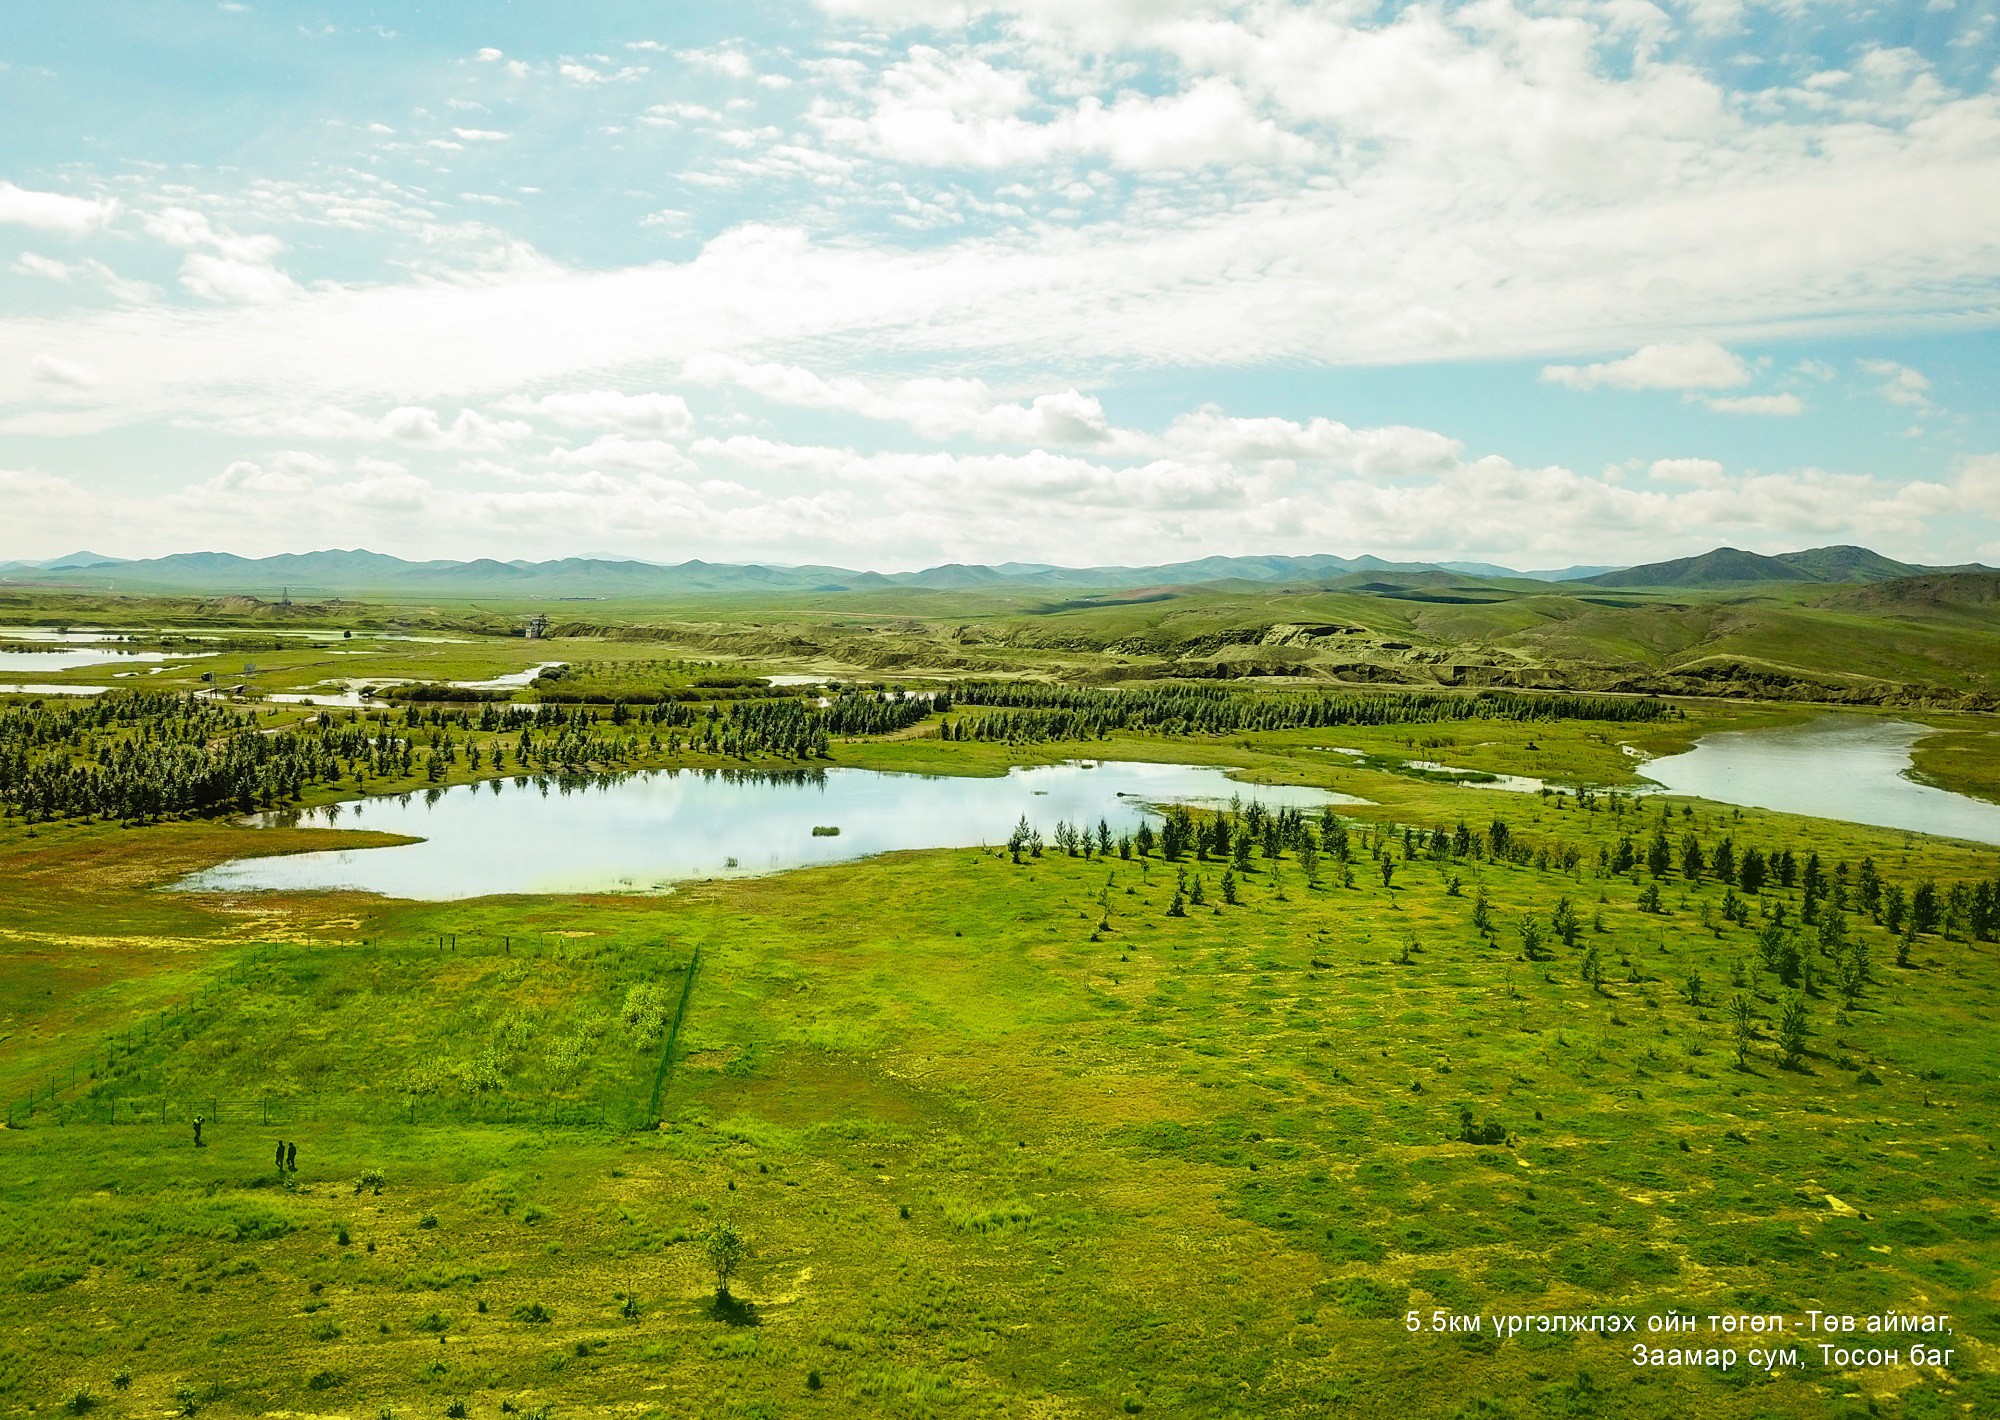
[524,614,549,639]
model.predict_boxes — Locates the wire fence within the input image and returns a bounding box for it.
[19,1092,627,1131]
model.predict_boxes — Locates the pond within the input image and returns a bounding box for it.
[190,662,568,708]
[1639,716,2000,846]
[179,760,1360,900]
[0,627,128,642]
[0,647,213,672]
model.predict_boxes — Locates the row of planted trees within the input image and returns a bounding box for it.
[1607,812,1999,942]
[1010,791,1998,970]
[940,683,1670,743]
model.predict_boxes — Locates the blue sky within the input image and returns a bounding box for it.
[2,0,1998,570]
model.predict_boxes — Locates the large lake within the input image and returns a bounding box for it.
[181,760,1356,900]
[1640,716,2000,845]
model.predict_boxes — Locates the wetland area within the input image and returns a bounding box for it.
[2,595,1998,1420]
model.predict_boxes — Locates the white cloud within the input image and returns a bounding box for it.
[683,353,1130,446]
[817,49,1311,170]
[1158,410,1465,478]
[680,47,755,78]
[0,181,119,234]
[12,252,70,281]
[656,425,1990,569]
[1859,358,1934,410]
[0,168,1984,439]
[452,127,510,142]
[3,2,1999,575]
[1647,457,1728,485]
[642,102,722,126]
[1543,340,1752,392]
[379,406,531,450]
[544,435,700,475]
[474,47,504,62]
[205,458,318,497]
[142,206,298,305]
[559,60,644,85]
[13,407,1999,571]
[180,252,298,304]
[11,253,152,303]
[29,354,99,389]
[1705,393,1804,415]
[214,405,532,452]
[504,389,695,435]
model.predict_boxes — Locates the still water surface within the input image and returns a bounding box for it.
[1640,717,2000,845]
[182,760,1355,899]
[0,647,211,672]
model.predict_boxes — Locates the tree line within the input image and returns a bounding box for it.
[0,689,941,822]
[938,683,1669,743]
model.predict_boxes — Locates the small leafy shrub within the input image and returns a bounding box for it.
[619,982,674,1044]
[511,1302,552,1324]
[306,1369,346,1392]
[65,1388,97,1415]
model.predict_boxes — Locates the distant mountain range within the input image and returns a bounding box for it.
[1579,545,1989,589]
[0,544,1988,598]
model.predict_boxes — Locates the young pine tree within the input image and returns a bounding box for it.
[1778,994,1810,1069]
[1730,993,1755,1068]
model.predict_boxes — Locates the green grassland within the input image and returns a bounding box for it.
[7,571,2000,711]
[2,583,1999,1419]
[1,704,1998,1418]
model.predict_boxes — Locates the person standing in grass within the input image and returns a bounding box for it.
[193,1114,205,1148]
[275,1140,285,1174]
[286,1142,297,1173]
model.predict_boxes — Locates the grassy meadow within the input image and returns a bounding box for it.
[7,567,2000,709]
[1,594,1998,1419]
